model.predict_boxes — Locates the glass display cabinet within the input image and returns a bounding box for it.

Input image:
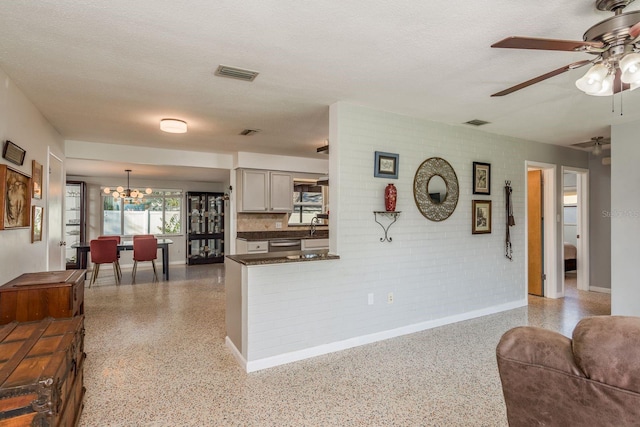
[186,192,225,264]
[65,181,86,269]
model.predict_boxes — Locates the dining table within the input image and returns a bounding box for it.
[72,238,173,280]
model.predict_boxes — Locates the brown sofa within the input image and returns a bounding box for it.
[496,316,640,426]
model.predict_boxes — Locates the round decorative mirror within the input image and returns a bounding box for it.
[414,157,459,221]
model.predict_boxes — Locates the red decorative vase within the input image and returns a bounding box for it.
[384,183,397,212]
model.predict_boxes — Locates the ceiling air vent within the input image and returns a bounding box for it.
[214,65,259,82]
[464,119,490,126]
[239,129,260,136]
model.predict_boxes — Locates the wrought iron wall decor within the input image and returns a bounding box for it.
[505,180,515,260]
[413,157,459,221]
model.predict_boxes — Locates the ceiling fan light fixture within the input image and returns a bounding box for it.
[620,53,640,84]
[575,64,609,95]
[593,142,603,156]
[591,73,615,96]
[160,118,188,134]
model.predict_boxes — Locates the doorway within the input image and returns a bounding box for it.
[47,151,64,270]
[526,162,558,298]
[562,167,590,293]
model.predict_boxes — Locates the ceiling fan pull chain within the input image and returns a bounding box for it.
[612,90,615,113]
[618,77,623,116]
[620,80,624,116]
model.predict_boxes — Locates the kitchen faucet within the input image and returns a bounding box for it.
[310,216,320,236]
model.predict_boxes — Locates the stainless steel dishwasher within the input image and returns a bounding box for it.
[268,239,301,252]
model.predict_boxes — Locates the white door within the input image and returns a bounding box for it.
[575,171,590,291]
[47,152,64,270]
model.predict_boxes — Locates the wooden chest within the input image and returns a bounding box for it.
[0,317,85,427]
[0,271,85,325]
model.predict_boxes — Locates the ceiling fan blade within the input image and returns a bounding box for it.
[613,68,631,94]
[491,36,604,51]
[571,138,611,149]
[630,22,640,40]
[491,60,592,97]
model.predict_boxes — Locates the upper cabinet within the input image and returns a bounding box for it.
[269,171,294,212]
[237,169,293,213]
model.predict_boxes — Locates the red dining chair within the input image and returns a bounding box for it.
[132,237,158,282]
[98,235,121,243]
[133,234,154,241]
[97,235,121,279]
[89,239,120,286]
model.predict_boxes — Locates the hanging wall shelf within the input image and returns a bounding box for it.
[373,211,401,242]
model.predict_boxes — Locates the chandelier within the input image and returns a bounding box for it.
[103,169,152,200]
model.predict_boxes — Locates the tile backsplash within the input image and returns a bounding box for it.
[237,213,290,231]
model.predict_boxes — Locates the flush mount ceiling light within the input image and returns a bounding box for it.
[160,119,187,134]
[103,169,153,201]
[492,0,640,97]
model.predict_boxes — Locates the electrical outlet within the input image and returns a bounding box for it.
[368,293,374,305]
[275,222,282,229]
[387,292,394,304]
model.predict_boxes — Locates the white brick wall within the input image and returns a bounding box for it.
[241,103,589,366]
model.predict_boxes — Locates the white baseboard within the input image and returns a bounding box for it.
[225,336,247,371]
[244,299,527,373]
[589,286,611,294]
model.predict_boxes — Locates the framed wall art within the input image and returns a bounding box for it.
[32,160,43,200]
[374,151,399,179]
[472,200,492,234]
[2,140,26,166]
[0,164,32,230]
[473,162,491,195]
[31,206,43,242]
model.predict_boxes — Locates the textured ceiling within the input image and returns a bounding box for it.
[1,0,639,178]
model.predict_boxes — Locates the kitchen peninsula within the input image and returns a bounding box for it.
[225,249,339,372]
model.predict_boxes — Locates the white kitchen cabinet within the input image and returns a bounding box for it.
[237,169,293,212]
[301,238,329,250]
[269,171,293,212]
[239,169,269,212]
[236,239,269,254]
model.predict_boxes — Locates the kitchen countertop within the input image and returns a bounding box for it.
[237,230,328,241]
[226,249,339,265]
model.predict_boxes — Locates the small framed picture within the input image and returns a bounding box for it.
[472,200,492,234]
[374,151,399,179]
[32,160,43,200]
[2,140,26,166]
[0,164,31,230]
[32,206,43,242]
[473,162,491,195]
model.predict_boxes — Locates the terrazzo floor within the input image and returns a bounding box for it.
[79,267,610,426]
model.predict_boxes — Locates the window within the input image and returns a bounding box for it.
[103,190,182,236]
[288,182,323,225]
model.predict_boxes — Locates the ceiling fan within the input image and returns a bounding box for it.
[570,136,611,155]
[492,0,640,97]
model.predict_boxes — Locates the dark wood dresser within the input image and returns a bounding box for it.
[0,316,85,426]
[0,271,85,325]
